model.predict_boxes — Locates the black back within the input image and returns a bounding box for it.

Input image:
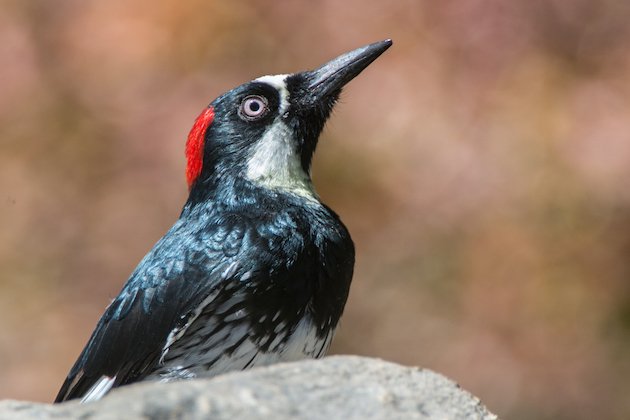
[55,185,354,402]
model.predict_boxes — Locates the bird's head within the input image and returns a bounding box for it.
[185,39,392,202]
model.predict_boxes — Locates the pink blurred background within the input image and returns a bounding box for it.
[2,1,630,418]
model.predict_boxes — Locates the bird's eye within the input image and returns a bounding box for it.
[239,95,269,121]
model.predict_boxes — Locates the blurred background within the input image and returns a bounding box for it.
[2,0,630,418]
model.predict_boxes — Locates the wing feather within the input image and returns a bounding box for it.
[54,203,353,403]
[54,219,242,402]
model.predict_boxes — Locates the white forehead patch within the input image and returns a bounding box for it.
[255,74,290,114]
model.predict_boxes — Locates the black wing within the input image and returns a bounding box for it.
[55,202,353,403]
[54,216,255,403]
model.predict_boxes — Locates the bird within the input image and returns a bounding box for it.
[54,39,392,403]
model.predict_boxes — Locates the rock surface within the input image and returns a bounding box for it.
[0,356,497,419]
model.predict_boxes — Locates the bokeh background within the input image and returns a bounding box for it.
[2,1,630,418]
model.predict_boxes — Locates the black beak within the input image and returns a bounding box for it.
[306,39,393,102]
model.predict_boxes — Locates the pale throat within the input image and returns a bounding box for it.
[245,120,316,199]
[244,74,318,200]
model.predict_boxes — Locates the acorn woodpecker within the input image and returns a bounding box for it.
[55,39,392,403]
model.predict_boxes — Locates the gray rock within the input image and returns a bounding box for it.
[0,356,497,419]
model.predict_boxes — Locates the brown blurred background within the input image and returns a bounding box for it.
[2,0,630,418]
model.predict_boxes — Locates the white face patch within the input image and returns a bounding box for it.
[246,74,319,201]
[255,74,290,114]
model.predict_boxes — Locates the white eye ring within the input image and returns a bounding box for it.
[239,95,269,121]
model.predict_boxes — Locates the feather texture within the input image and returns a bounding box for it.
[55,192,353,402]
